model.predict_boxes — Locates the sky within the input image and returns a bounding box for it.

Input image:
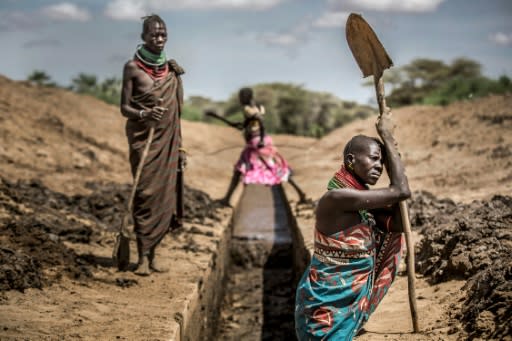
[1,0,511,105]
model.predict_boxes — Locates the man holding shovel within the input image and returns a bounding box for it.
[294,13,417,340]
[294,111,410,340]
[118,14,185,276]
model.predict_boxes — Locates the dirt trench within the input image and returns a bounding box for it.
[1,175,510,340]
[215,184,301,340]
[0,177,303,340]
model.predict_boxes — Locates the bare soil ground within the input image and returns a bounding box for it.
[0,75,511,340]
[287,93,512,203]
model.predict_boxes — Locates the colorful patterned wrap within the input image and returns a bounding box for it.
[235,135,291,185]
[295,165,404,340]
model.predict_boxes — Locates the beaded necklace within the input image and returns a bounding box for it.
[134,44,169,80]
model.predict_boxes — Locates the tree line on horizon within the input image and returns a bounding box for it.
[370,57,512,106]
[190,83,377,138]
[26,71,122,106]
[27,56,511,137]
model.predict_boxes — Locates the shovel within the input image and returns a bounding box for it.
[346,13,419,332]
[204,110,243,129]
[112,123,155,271]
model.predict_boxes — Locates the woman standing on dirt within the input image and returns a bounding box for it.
[120,14,186,276]
[294,110,410,340]
[212,87,308,206]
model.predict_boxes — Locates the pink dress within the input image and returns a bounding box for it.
[235,135,291,185]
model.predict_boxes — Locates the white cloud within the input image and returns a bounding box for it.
[104,0,285,20]
[312,11,350,28]
[256,21,311,57]
[259,32,300,47]
[104,0,145,21]
[0,11,41,31]
[175,0,284,10]
[329,0,445,12]
[41,3,91,22]
[489,32,512,46]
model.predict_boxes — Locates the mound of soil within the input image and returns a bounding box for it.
[462,260,511,340]
[409,191,512,339]
[0,176,220,292]
[78,180,222,229]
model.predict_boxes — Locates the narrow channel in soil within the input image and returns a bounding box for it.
[215,185,297,340]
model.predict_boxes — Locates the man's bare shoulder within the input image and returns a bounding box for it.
[316,191,333,212]
[318,188,352,210]
[122,60,140,80]
[123,60,138,71]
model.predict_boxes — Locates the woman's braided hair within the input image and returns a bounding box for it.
[141,14,165,35]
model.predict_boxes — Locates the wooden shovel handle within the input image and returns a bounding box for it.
[399,200,420,333]
[374,74,420,333]
[205,111,242,129]
[121,125,155,235]
[375,76,387,117]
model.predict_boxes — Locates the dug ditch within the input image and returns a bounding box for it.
[214,184,306,340]
[1,176,510,340]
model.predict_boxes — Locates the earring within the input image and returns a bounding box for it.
[348,162,354,170]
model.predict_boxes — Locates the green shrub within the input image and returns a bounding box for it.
[181,105,203,121]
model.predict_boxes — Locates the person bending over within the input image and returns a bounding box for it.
[212,87,308,206]
[295,109,410,340]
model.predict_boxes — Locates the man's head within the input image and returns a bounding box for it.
[343,135,384,185]
[141,14,167,53]
[239,87,253,105]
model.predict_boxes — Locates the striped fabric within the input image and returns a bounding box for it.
[125,63,184,255]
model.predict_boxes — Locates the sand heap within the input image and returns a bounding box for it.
[0,177,221,292]
[409,192,511,340]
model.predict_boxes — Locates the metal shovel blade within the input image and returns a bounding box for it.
[112,214,131,271]
[346,13,393,78]
[113,232,130,271]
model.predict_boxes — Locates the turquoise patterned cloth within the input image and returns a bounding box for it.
[295,166,404,340]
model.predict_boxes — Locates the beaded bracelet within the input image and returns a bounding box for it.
[139,109,145,119]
